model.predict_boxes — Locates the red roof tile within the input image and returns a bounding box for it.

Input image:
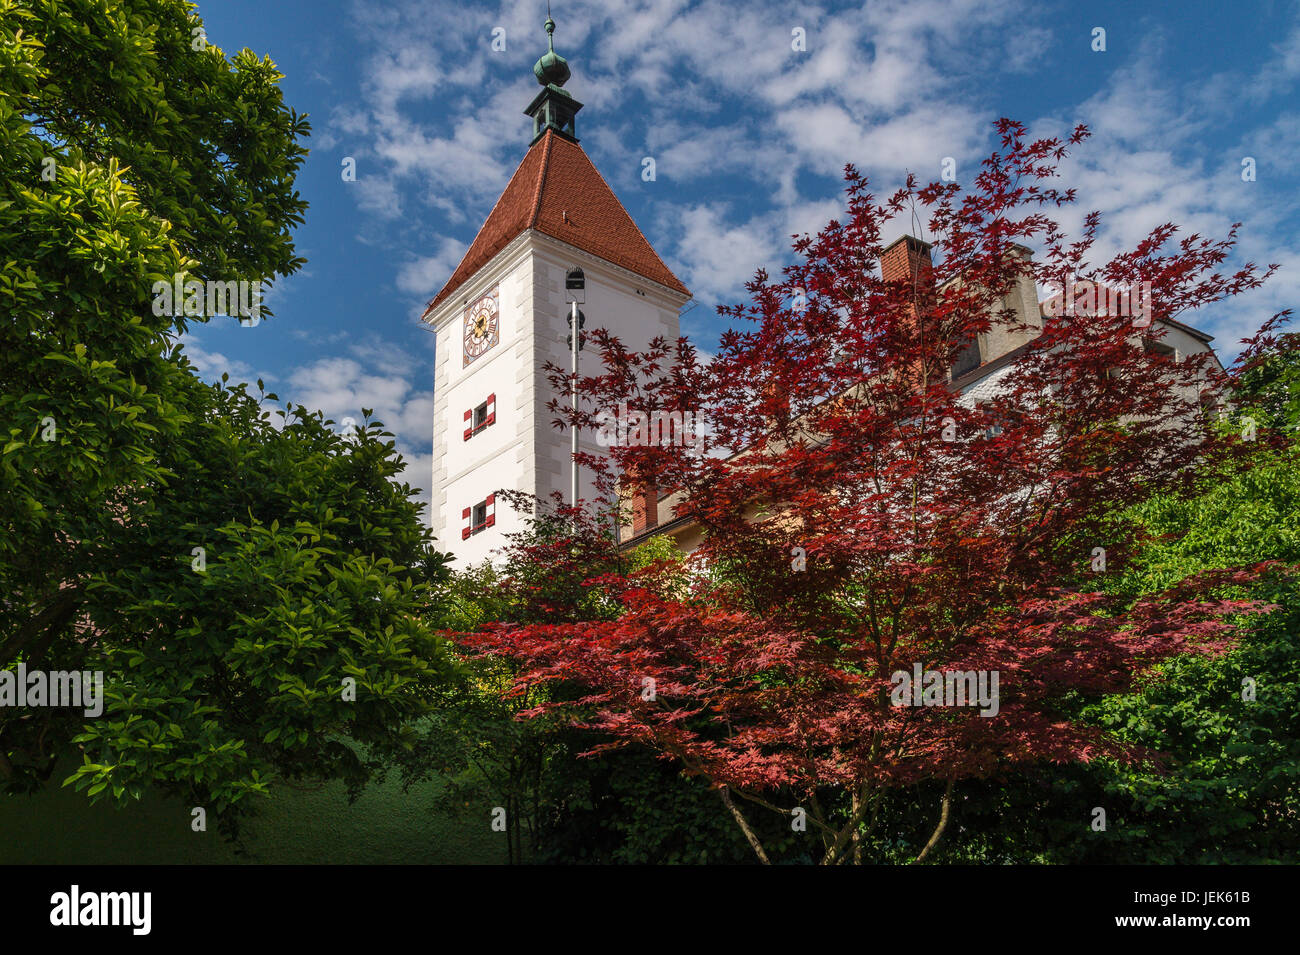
[423,129,689,316]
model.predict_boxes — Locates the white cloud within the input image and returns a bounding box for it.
[394,450,436,524]
[179,335,269,386]
[667,202,783,302]
[286,340,431,442]
[396,238,468,296]
[352,175,405,220]
[777,101,991,182]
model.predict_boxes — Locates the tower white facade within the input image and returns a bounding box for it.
[421,19,690,566]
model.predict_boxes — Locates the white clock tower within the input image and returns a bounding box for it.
[421,16,691,566]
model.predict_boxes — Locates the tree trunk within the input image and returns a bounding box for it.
[822,788,877,865]
[0,585,83,668]
[912,779,955,864]
[851,790,863,864]
[717,786,771,865]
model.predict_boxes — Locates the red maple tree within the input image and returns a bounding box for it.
[461,120,1283,864]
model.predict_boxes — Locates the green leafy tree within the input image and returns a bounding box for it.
[404,504,740,864]
[915,446,1300,863]
[1,0,452,835]
[1069,446,1300,862]
[399,504,627,864]
[1231,313,1300,434]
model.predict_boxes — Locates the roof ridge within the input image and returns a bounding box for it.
[527,129,554,230]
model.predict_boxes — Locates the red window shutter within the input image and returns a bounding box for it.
[463,409,473,441]
[486,394,496,427]
[461,527,471,539]
[485,493,496,527]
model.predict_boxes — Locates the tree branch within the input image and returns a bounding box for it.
[0,585,84,668]
[911,778,955,864]
[717,785,771,865]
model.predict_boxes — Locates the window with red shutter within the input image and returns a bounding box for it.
[463,495,498,536]
[465,394,498,440]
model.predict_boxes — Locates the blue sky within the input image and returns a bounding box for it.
[187,0,1300,518]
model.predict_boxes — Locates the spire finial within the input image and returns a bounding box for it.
[533,12,571,87]
[524,6,582,144]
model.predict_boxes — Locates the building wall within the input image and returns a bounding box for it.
[983,253,1043,362]
[429,240,536,565]
[428,232,686,567]
[941,244,1042,369]
[528,238,683,522]
[956,319,1218,411]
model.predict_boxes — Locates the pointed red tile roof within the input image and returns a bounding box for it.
[423,129,689,316]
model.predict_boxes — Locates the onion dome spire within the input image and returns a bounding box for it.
[533,16,571,87]
[524,13,582,143]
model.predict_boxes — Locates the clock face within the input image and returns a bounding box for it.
[463,287,500,367]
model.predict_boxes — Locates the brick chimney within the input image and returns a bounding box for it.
[631,475,658,536]
[759,374,791,429]
[880,235,936,386]
[881,234,933,286]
